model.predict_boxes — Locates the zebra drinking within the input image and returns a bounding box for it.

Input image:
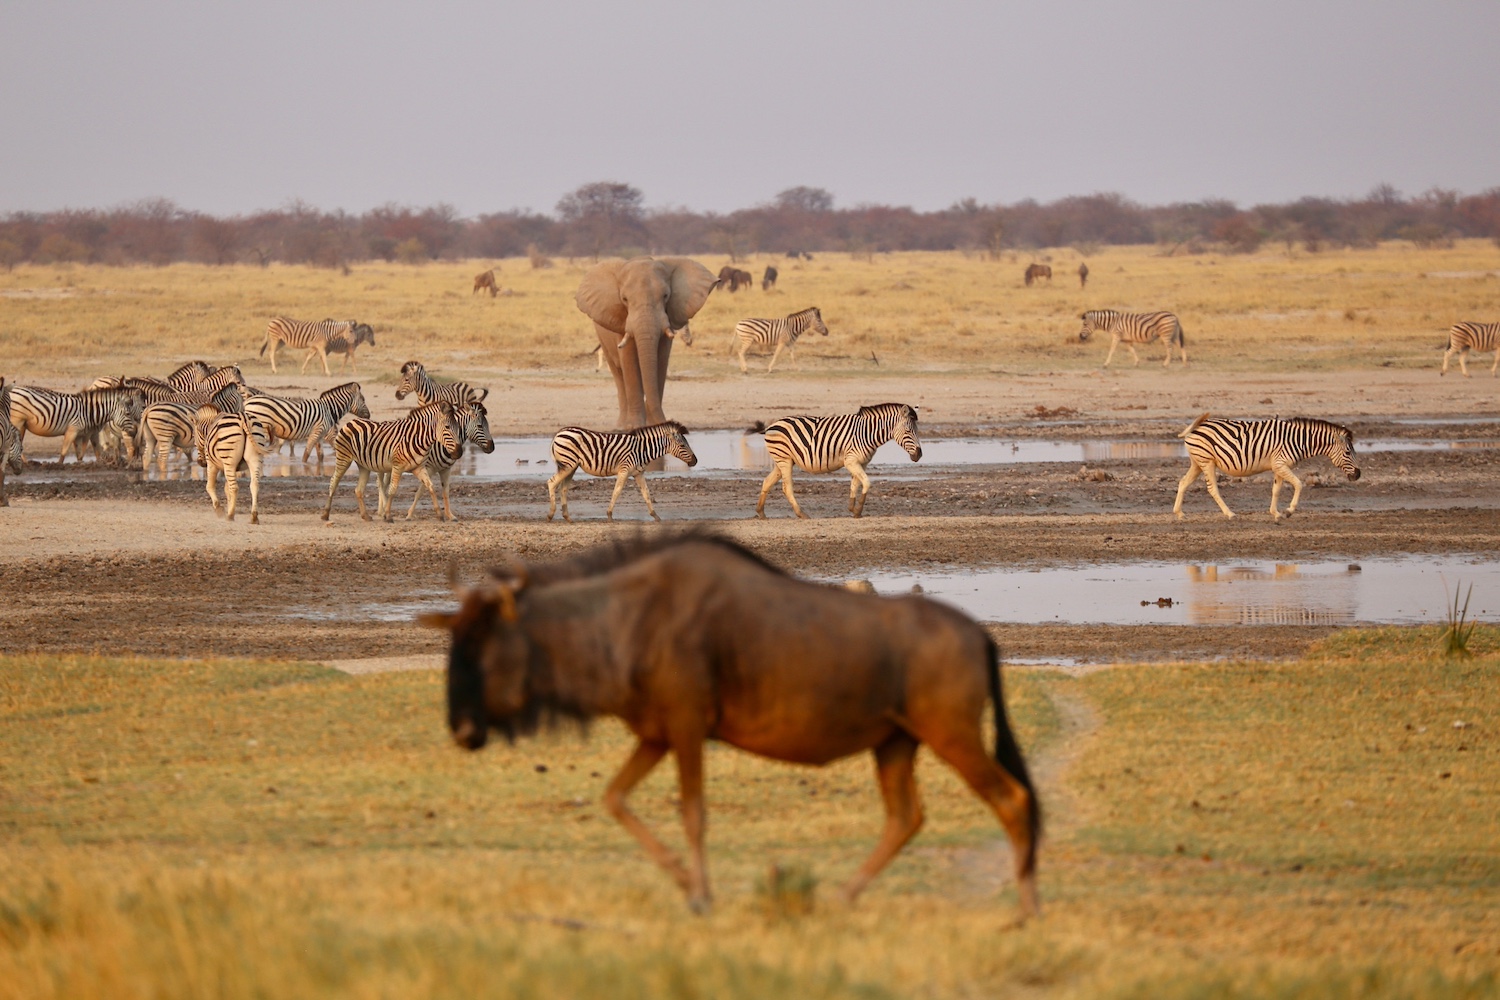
[546,421,698,522]
[394,360,489,407]
[260,318,374,376]
[1441,321,1500,377]
[732,306,828,374]
[198,412,274,524]
[754,402,922,519]
[1173,413,1361,521]
[242,382,371,462]
[320,402,463,523]
[388,400,495,521]
[1079,309,1187,366]
[7,385,144,465]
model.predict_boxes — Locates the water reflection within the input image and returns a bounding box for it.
[1184,563,1360,626]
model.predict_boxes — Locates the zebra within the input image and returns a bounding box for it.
[388,400,495,521]
[320,324,376,373]
[754,402,922,519]
[166,360,213,391]
[260,318,374,376]
[140,401,221,475]
[198,412,274,523]
[0,379,23,506]
[546,421,698,523]
[732,306,829,374]
[394,360,489,406]
[1441,321,1500,377]
[7,385,144,465]
[1079,309,1187,366]
[1173,413,1361,521]
[243,382,371,462]
[320,402,463,523]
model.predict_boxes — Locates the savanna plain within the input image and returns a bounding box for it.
[2,244,1499,998]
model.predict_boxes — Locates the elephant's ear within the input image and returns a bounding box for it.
[657,258,718,330]
[575,260,629,334]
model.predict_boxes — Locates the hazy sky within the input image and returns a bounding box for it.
[2,1,1496,217]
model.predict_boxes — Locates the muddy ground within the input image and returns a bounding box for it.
[3,370,1498,665]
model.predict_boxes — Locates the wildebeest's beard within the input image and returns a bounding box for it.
[446,599,496,750]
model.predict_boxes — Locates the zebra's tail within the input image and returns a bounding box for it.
[1178,412,1210,439]
[1174,321,1186,346]
[745,420,766,435]
[258,335,270,358]
[985,637,1040,876]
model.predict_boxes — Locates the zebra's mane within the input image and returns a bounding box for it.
[789,306,820,318]
[1284,416,1355,441]
[517,531,786,589]
[636,420,689,435]
[856,402,917,421]
[321,382,362,397]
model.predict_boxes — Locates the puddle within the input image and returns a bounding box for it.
[283,589,448,623]
[238,432,1500,482]
[854,556,1500,627]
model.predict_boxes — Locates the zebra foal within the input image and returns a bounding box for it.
[546,422,698,522]
[754,402,922,519]
[197,413,274,524]
[1441,321,1500,377]
[1173,414,1360,521]
[260,318,374,375]
[395,360,489,407]
[1079,309,1187,366]
[321,402,463,523]
[732,306,828,373]
[243,382,371,462]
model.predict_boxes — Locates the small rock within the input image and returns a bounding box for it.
[534,764,548,773]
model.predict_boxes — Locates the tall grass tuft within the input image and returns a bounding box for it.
[1440,580,1477,659]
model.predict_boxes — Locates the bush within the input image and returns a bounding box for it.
[395,238,428,265]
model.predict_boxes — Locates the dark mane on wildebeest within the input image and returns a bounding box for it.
[428,531,1041,918]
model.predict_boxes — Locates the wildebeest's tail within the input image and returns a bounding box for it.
[985,637,1041,873]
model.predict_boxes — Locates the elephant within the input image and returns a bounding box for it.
[576,257,719,428]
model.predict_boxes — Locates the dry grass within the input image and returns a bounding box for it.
[3,242,1498,388]
[2,637,1496,998]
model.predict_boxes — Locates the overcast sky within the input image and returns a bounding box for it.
[2,1,1496,217]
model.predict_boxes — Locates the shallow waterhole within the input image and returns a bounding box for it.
[144,431,1499,484]
[284,555,1499,632]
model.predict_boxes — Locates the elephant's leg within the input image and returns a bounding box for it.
[595,322,638,428]
[649,334,674,424]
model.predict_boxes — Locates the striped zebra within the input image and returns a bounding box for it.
[0,379,23,506]
[320,402,463,523]
[394,360,489,406]
[243,382,371,462]
[260,318,374,375]
[197,413,273,524]
[1079,309,1187,366]
[1441,321,1500,377]
[387,400,496,521]
[140,401,222,475]
[754,402,922,519]
[167,360,213,391]
[732,306,828,374]
[7,385,144,465]
[1173,413,1361,521]
[546,421,698,523]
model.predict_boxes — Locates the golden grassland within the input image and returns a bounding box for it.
[3,241,1499,385]
[2,631,1496,998]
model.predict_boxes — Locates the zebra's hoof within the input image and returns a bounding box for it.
[250,514,260,525]
[650,513,661,523]
[754,511,766,520]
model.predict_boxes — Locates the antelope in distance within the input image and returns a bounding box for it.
[1024,263,1052,286]
[422,534,1041,919]
[473,268,499,297]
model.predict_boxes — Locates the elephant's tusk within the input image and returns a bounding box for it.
[617,336,629,349]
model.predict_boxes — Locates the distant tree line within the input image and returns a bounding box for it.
[2,183,1498,270]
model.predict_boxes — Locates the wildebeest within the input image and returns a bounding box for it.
[473,269,499,297]
[762,265,779,291]
[717,265,746,292]
[422,534,1040,918]
[1078,262,1089,288]
[1024,263,1052,287]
